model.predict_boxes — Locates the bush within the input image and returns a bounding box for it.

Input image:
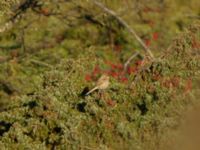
[0,24,199,150]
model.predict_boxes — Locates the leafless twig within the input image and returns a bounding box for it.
[124,52,140,71]
[185,14,200,19]
[29,59,53,68]
[90,0,155,59]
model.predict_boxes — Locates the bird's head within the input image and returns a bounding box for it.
[101,74,110,81]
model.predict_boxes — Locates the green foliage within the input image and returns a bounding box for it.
[0,24,199,149]
[0,0,200,149]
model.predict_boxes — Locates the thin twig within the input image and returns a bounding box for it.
[185,14,200,19]
[29,59,53,68]
[124,51,140,72]
[91,0,155,59]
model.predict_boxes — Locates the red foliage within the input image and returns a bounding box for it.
[162,79,172,88]
[85,74,92,81]
[10,50,18,58]
[145,39,151,47]
[110,63,123,70]
[127,66,136,74]
[87,59,140,84]
[171,77,180,87]
[192,37,200,49]
[152,73,162,81]
[136,60,144,66]
[106,99,116,107]
[93,65,101,74]
[116,63,123,70]
[162,76,181,89]
[184,79,192,94]
[153,32,159,41]
[40,8,50,16]
[109,71,118,78]
[120,76,128,83]
[110,64,117,70]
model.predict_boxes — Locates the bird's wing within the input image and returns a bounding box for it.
[96,76,106,86]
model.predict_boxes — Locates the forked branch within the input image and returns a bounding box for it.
[91,0,155,59]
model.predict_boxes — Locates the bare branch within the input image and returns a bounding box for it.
[124,52,140,72]
[29,59,53,68]
[185,14,200,19]
[90,0,155,59]
[0,0,39,33]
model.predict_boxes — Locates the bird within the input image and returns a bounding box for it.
[85,74,110,95]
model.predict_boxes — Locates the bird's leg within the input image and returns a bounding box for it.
[99,90,107,101]
[98,90,101,99]
[98,90,103,100]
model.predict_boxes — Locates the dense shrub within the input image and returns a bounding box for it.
[0,24,199,149]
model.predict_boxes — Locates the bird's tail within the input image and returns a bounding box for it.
[85,86,98,95]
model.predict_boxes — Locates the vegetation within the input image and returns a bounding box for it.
[0,0,199,149]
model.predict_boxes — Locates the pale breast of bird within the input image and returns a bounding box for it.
[96,75,110,90]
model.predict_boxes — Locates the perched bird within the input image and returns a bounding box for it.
[86,74,110,95]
